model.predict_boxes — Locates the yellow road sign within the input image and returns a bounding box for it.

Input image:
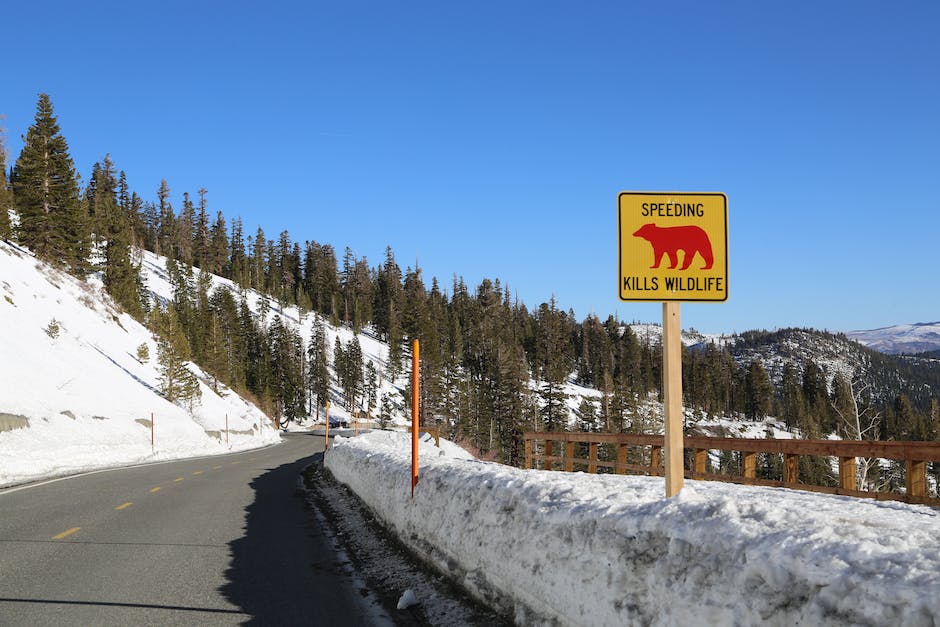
[618,191,728,302]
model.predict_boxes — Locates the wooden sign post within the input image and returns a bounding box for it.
[618,191,728,498]
[661,302,684,496]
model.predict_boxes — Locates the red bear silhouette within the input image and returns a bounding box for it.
[632,223,714,271]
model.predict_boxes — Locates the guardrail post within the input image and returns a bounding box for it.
[694,449,708,476]
[545,440,554,471]
[839,456,857,491]
[616,443,627,475]
[784,453,799,484]
[589,443,598,474]
[565,441,575,472]
[743,452,757,482]
[651,445,662,474]
[524,438,533,469]
[906,459,927,499]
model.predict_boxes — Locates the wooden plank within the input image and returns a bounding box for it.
[545,440,553,471]
[589,442,598,474]
[662,302,684,497]
[906,459,927,498]
[839,456,857,491]
[694,449,708,475]
[524,438,533,470]
[743,451,757,481]
[651,445,662,471]
[616,443,627,475]
[523,432,940,464]
[565,441,575,472]
[784,453,799,484]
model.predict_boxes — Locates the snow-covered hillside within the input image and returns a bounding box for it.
[848,321,940,355]
[730,328,862,385]
[626,322,733,349]
[139,249,414,429]
[0,241,279,488]
[326,431,940,626]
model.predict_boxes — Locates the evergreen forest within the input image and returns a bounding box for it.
[2,94,938,469]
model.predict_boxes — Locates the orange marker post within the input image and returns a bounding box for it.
[324,400,331,450]
[411,339,420,497]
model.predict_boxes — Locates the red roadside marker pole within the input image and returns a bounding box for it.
[325,400,331,450]
[411,339,420,498]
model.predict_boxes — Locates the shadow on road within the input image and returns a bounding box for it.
[220,436,372,625]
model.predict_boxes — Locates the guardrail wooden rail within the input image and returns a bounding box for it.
[523,431,940,506]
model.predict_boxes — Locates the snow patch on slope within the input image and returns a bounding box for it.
[0,241,278,488]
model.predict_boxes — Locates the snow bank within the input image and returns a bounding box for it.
[326,431,940,626]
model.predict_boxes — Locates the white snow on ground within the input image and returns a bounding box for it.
[0,241,279,488]
[326,430,940,627]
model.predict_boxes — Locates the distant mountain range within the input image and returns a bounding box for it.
[847,322,940,355]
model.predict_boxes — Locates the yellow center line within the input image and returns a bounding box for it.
[212,465,222,470]
[231,461,240,465]
[193,471,203,475]
[52,527,81,540]
[115,502,133,510]
[149,487,162,493]
[174,477,185,482]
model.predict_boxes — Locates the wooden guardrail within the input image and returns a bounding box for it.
[523,431,940,507]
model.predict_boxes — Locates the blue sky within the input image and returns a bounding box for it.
[4,1,938,334]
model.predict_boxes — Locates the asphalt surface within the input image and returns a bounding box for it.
[0,433,392,626]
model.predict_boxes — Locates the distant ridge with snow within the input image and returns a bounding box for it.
[847,321,940,355]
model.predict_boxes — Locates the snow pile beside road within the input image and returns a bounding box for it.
[325,431,940,626]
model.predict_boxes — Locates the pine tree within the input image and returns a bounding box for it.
[535,297,572,431]
[307,319,330,415]
[229,217,246,285]
[744,359,773,421]
[365,360,378,418]
[157,180,174,257]
[268,316,305,424]
[203,313,229,393]
[154,303,201,406]
[92,155,145,318]
[176,191,195,264]
[780,362,804,432]
[193,188,210,269]
[11,93,87,272]
[209,211,229,275]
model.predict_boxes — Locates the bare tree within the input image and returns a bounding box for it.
[830,372,883,491]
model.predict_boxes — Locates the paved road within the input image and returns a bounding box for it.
[0,433,390,626]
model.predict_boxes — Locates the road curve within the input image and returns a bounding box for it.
[0,432,390,626]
